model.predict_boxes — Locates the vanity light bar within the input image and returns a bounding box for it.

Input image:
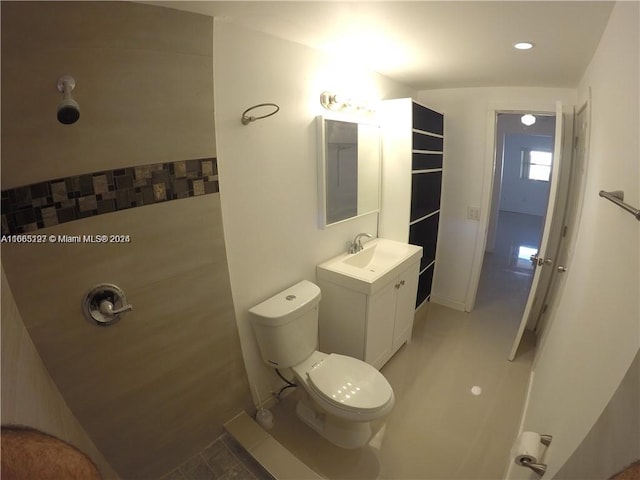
[320,91,375,113]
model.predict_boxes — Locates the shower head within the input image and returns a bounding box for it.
[56,75,80,125]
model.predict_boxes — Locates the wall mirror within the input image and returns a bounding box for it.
[317,116,381,228]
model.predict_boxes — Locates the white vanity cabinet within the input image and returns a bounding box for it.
[317,260,420,370]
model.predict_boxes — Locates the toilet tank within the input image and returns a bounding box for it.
[249,280,321,369]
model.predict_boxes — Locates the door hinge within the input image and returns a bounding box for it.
[562,225,568,237]
[541,304,548,315]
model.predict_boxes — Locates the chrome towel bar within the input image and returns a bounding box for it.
[599,190,640,221]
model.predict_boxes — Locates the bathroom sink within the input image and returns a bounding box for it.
[317,238,423,294]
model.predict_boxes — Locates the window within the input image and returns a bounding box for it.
[521,149,552,181]
[517,245,538,269]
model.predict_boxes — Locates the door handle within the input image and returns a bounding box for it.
[557,265,567,273]
[530,253,553,267]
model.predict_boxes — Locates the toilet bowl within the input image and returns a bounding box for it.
[249,280,394,448]
[292,351,394,422]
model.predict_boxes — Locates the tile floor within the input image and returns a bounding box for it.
[259,211,542,479]
[161,432,274,480]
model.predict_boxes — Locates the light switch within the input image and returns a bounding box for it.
[467,206,481,221]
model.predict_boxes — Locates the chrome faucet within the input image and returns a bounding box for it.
[348,233,373,254]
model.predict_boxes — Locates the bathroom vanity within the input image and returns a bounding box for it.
[316,238,422,370]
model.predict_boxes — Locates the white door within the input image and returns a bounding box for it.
[392,262,420,349]
[508,101,567,361]
[534,102,590,345]
[366,280,396,368]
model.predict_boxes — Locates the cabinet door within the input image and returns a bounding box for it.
[317,280,368,359]
[393,262,420,349]
[365,281,396,369]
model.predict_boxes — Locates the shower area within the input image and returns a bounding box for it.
[1,2,254,478]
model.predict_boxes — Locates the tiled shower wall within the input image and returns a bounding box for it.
[1,267,120,480]
[1,2,254,478]
[2,158,218,234]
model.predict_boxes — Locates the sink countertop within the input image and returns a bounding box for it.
[317,238,423,295]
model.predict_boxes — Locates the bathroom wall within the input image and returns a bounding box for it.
[213,21,416,405]
[516,2,639,476]
[1,266,119,479]
[555,349,639,479]
[1,1,215,189]
[1,2,253,478]
[416,87,577,310]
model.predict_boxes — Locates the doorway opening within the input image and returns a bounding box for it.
[474,112,557,328]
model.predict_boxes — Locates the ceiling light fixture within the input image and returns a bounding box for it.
[521,114,536,126]
[513,42,534,50]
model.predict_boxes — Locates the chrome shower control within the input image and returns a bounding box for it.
[83,283,132,326]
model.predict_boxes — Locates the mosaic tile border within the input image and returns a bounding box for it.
[1,158,218,235]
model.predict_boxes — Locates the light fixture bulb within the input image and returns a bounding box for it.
[320,91,376,114]
[514,42,534,50]
[521,114,536,126]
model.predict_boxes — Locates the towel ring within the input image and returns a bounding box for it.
[241,103,280,126]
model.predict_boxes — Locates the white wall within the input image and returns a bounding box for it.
[516,2,639,477]
[416,87,576,310]
[213,21,416,404]
[555,349,639,479]
[1,266,119,479]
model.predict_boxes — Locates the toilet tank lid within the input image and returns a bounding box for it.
[249,280,321,325]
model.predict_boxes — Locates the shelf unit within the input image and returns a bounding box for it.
[380,98,444,308]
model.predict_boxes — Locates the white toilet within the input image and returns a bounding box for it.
[249,280,394,449]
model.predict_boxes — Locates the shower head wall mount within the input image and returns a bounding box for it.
[56,75,80,125]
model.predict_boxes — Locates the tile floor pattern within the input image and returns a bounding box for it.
[161,432,274,480]
[262,211,541,479]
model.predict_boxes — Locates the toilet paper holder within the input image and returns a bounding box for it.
[516,434,552,476]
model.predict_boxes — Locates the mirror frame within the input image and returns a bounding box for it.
[316,115,382,229]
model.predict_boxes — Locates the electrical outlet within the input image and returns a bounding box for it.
[467,206,481,221]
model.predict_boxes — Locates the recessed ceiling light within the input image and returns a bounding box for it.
[514,42,534,50]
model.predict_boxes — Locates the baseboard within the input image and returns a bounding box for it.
[429,293,467,312]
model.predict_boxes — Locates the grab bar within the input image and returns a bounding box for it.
[599,190,640,221]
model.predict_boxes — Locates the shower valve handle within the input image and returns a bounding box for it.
[99,299,133,316]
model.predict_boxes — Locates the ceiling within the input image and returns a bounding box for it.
[149,1,614,90]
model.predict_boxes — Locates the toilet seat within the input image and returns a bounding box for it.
[295,353,394,421]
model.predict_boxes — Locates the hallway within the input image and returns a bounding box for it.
[476,210,543,318]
